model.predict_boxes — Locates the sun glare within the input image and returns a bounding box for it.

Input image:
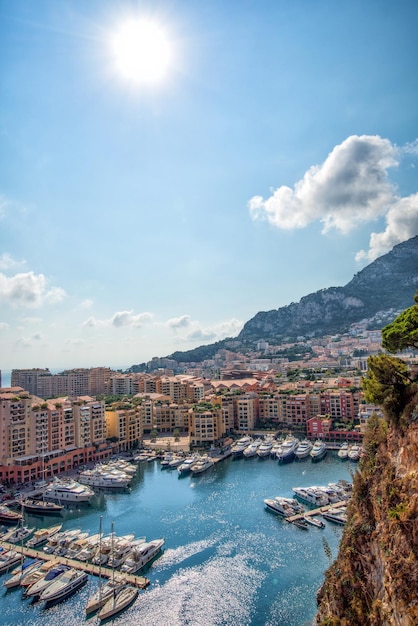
[112,19,172,84]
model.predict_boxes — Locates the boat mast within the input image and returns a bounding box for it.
[98,515,103,604]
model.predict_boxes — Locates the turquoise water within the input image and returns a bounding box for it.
[1,454,354,626]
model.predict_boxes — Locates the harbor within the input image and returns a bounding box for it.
[0,451,354,625]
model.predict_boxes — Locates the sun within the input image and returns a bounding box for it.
[112,19,172,84]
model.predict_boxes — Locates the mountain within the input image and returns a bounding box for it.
[237,236,418,343]
[160,237,418,364]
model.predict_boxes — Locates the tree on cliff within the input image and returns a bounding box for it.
[363,291,418,423]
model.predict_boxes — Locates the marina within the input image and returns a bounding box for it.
[0,450,354,625]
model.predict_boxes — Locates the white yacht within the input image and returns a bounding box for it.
[264,496,304,517]
[337,442,349,460]
[292,486,329,507]
[230,436,252,457]
[27,524,62,548]
[322,507,348,525]
[295,439,313,460]
[44,478,95,503]
[243,441,261,458]
[277,436,300,464]
[256,438,274,458]
[310,440,327,462]
[78,468,130,489]
[348,444,361,461]
[190,456,214,474]
[177,456,199,474]
[120,538,164,574]
[39,567,88,603]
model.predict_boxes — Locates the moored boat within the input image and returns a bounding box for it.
[44,477,95,503]
[292,486,329,507]
[21,498,64,516]
[295,439,313,460]
[337,442,349,460]
[190,455,214,474]
[25,563,70,597]
[27,524,63,548]
[3,559,42,589]
[98,584,139,621]
[348,444,361,462]
[277,436,300,464]
[310,440,327,462]
[303,515,325,528]
[39,567,88,603]
[0,504,22,525]
[0,550,24,575]
[264,497,304,517]
[120,538,164,574]
[85,576,125,615]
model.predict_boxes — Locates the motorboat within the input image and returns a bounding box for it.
[256,438,274,458]
[264,497,304,517]
[39,567,88,603]
[322,507,348,525]
[277,436,300,464]
[310,440,327,462]
[107,535,141,569]
[78,468,130,489]
[3,559,42,589]
[74,532,102,561]
[65,533,90,559]
[25,564,70,597]
[0,504,22,525]
[3,525,35,544]
[0,550,21,574]
[168,456,184,469]
[44,528,82,554]
[230,436,253,457]
[177,456,199,474]
[85,576,125,615]
[98,584,139,621]
[92,533,135,566]
[190,456,214,474]
[27,524,63,548]
[21,498,64,515]
[120,538,164,574]
[108,459,137,475]
[291,518,309,530]
[295,439,313,460]
[243,441,261,458]
[303,515,325,529]
[20,560,57,588]
[270,439,284,458]
[348,444,361,462]
[44,477,95,503]
[337,442,349,460]
[292,487,329,507]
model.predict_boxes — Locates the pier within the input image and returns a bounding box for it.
[286,500,347,523]
[0,540,149,588]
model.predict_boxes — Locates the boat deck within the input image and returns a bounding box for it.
[286,500,347,523]
[0,540,149,588]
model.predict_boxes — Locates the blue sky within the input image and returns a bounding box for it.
[1,0,417,373]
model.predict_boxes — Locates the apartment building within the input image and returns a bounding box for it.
[11,367,113,398]
[236,394,259,431]
[11,369,51,395]
[105,407,142,452]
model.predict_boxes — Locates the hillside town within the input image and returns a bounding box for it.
[2,320,417,489]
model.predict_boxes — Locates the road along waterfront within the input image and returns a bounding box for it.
[0,453,354,626]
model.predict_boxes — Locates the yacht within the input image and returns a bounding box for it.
[348,444,361,462]
[270,439,283,458]
[230,436,252,457]
[20,560,57,588]
[78,468,130,489]
[3,559,42,589]
[295,439,313,460]
[256,438,274,458]
[177,455,199,474]
[337,442,349,460]
[44,477,95,503]
[74,532,102,561]
[21,498,63,515]
[243,441,261,458]
[264,497,304,517]
[0,550,22,575]
[39,567,88,603]
[0,504,22,525]
[107,535,142,569]
[190,455,214,474]
[85,576,125,615]
[292,486,329,507]
[98,584,139,621]
[310,440,327,462]
[3,525,34,544]
[168,456,184,469]
[44,528,81,554]
[322,507,348,525]
[277,436,300,464]
[303,515,325,528]
[25,563,70,597]
[92,533,135,566]
[27,524,62,548]
[120,538,164,574]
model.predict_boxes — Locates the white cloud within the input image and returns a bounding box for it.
[0,271,66,307]
[80,299,93,309]
[249,135,398,235]
[0,322,9,330]
[355,193,418,262]
[249,134,418,262]
[0,253,26,271]
[83,310,153,329]
[168,316,243,344]
[166,315,192,330]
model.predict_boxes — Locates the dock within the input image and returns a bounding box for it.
[286,500,347,523]
[0,540,149,588]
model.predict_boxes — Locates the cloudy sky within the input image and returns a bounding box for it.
[1,0,417,374]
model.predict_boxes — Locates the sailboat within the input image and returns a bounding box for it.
[22,454,63,515]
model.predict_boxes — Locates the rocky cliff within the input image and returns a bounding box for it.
[238,236,418,342]
[315,410,418,625]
